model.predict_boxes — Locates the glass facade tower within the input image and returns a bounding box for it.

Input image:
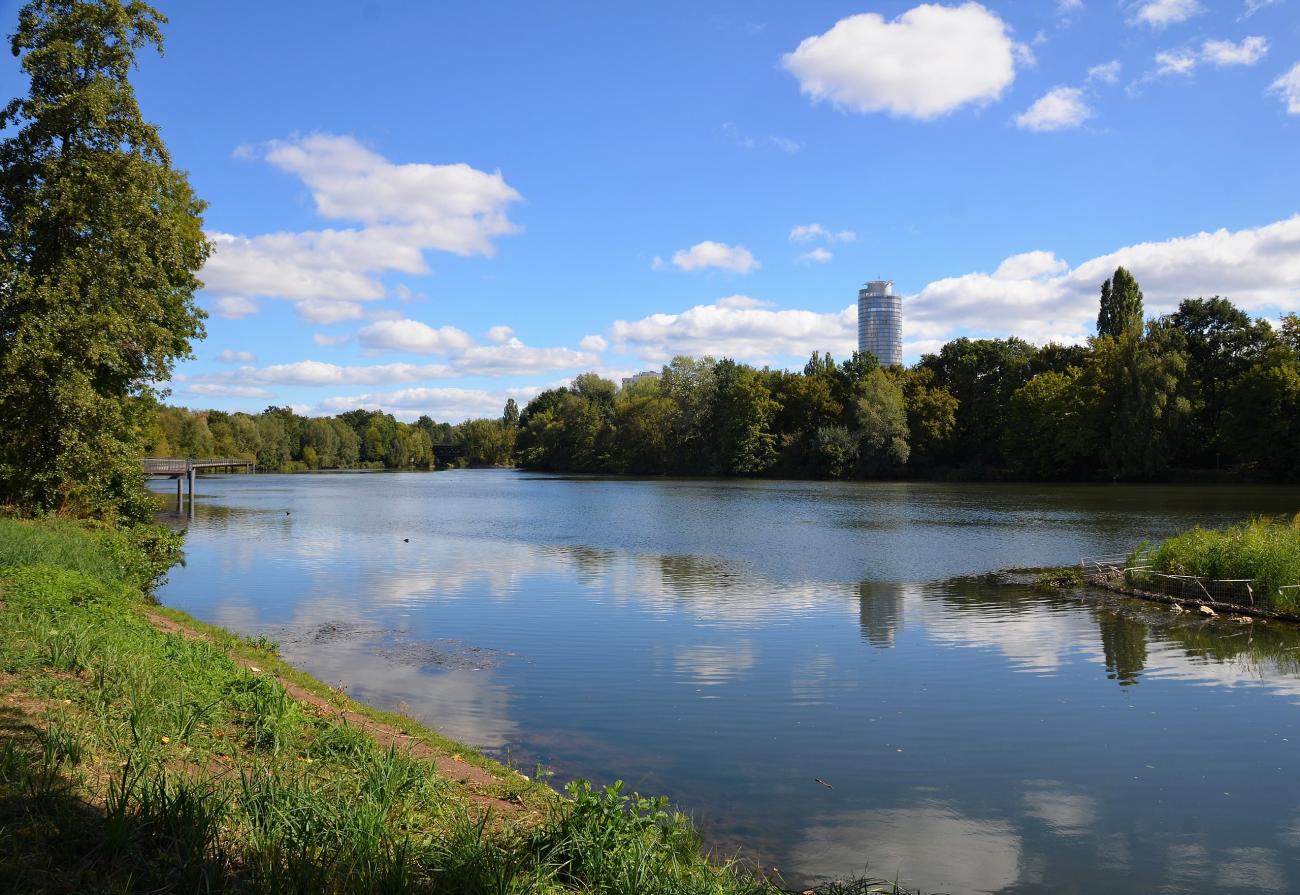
[857,279,902,366]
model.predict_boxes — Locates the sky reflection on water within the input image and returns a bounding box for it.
[155,470,1300,894]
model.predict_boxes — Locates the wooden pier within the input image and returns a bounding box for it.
[143,457,255,509]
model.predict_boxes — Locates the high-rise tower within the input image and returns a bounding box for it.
[857,279,901,366]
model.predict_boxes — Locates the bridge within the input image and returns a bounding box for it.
[143,457,255,508]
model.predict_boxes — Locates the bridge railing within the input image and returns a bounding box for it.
[143,458,255,475]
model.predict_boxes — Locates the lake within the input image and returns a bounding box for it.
[155,470,1300,894]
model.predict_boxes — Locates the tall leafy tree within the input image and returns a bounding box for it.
[0,0,209,518]
[1096,267,1144,338]
[1163,296,1273,467]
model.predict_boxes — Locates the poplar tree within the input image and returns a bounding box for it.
[1097,266,1144,338]
[0,0,209,519]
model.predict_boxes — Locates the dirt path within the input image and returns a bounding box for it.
[143,610,526,812]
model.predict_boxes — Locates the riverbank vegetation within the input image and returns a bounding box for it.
[1133,516,1300,611]
[0,516,912,894]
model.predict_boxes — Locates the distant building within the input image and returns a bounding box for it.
[621,370,660,391]
[857,279,902,366]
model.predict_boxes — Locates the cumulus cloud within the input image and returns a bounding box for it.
[1150,37,1268,80]
[186,383,274,399]
[216,349,256,363]
[789,224,856,243]
[610,297,857,364]
[1132,0,1203,28]
[1270,62,1300,113]
[608,214,1300,366]
[908,214,1300,348]
[455,341,597,376]
[357,319,475,354]
[1058,0,1084,13]
[295,299,365,324]
[200,134,521,311]
[312,332,352,347]
[485,325,515,343]
[663,241,760,274]
[210,296,260,319]
[782,3,1023,120]
[798,247,834,263]
[1200,36,1269,66]
[1243,0,1282,16]
[316,386,542,422]
[1015,87,1093,131]
[579,334,608,351]
[1087,60,1122,83]
[1154,49,1198,76]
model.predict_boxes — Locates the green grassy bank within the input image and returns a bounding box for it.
[0,517,909,894]
[1129,516,1300,611]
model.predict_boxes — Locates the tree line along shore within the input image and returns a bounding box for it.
[156,276,1300,485]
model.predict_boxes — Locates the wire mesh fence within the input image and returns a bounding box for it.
[1080,551,1287,610]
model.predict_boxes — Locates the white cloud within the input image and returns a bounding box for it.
[186,383,273,399]
[1200,36,1269,66]
[994,251,1069,280]
[210,296,260,319]
[347,319,598,375]
[295,299,365,324]
[767,135,803,153]
[1058,0,1084,13]
[455,341,596,376]
[1087,60,1122,83]
[610,297,857,364]
[798,247,834,263]
[485,325,515,343]
[312,332,352,347]
[200,134,521,307]
[1155,49,1198,76]
[789,223,856,243]
[1269,62,1300,113]
[907,214,1300,348]
[782,3,1023,120]
[1133,0,1203,29]
[1243,0,1282,16]
[1151,37,1269,80]
[610,214,1300,366]
[357,319,475,354]
[666,241,760,274]
[216,349,256,363]
[196,360,458,388]
[579,334,608,352]
[316,386,540,423]
[1015,86,1093,131]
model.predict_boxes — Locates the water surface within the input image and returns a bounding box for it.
[156,471,1300,894]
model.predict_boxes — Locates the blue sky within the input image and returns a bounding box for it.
[4,0,1298,421]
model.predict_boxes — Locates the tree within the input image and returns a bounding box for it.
[1164,297,1273,467]
[0,0,210,519]
[1097,267,1144,338]
[1085,324,1187,479]
[855,367,909,473]
[713,360,777,475]
[920,337,1036,468]
[1228,346,1300,479]
[1004,369,1095,478]
[501,397,519,429]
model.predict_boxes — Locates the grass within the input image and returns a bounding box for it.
[0,517,920,894]
[1133,515,1300,611]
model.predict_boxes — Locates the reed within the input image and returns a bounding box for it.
[1142,515,1300,610]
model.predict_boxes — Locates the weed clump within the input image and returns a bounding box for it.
[1142,515,1300,610]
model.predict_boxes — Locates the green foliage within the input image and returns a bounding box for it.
[1097,266,1144,338]
[1005,368,1094,478]
[855,368,909,473]
[0,0,209,521]
[1143,516,1300,610]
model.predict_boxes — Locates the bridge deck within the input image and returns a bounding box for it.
[143,458,256,477]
